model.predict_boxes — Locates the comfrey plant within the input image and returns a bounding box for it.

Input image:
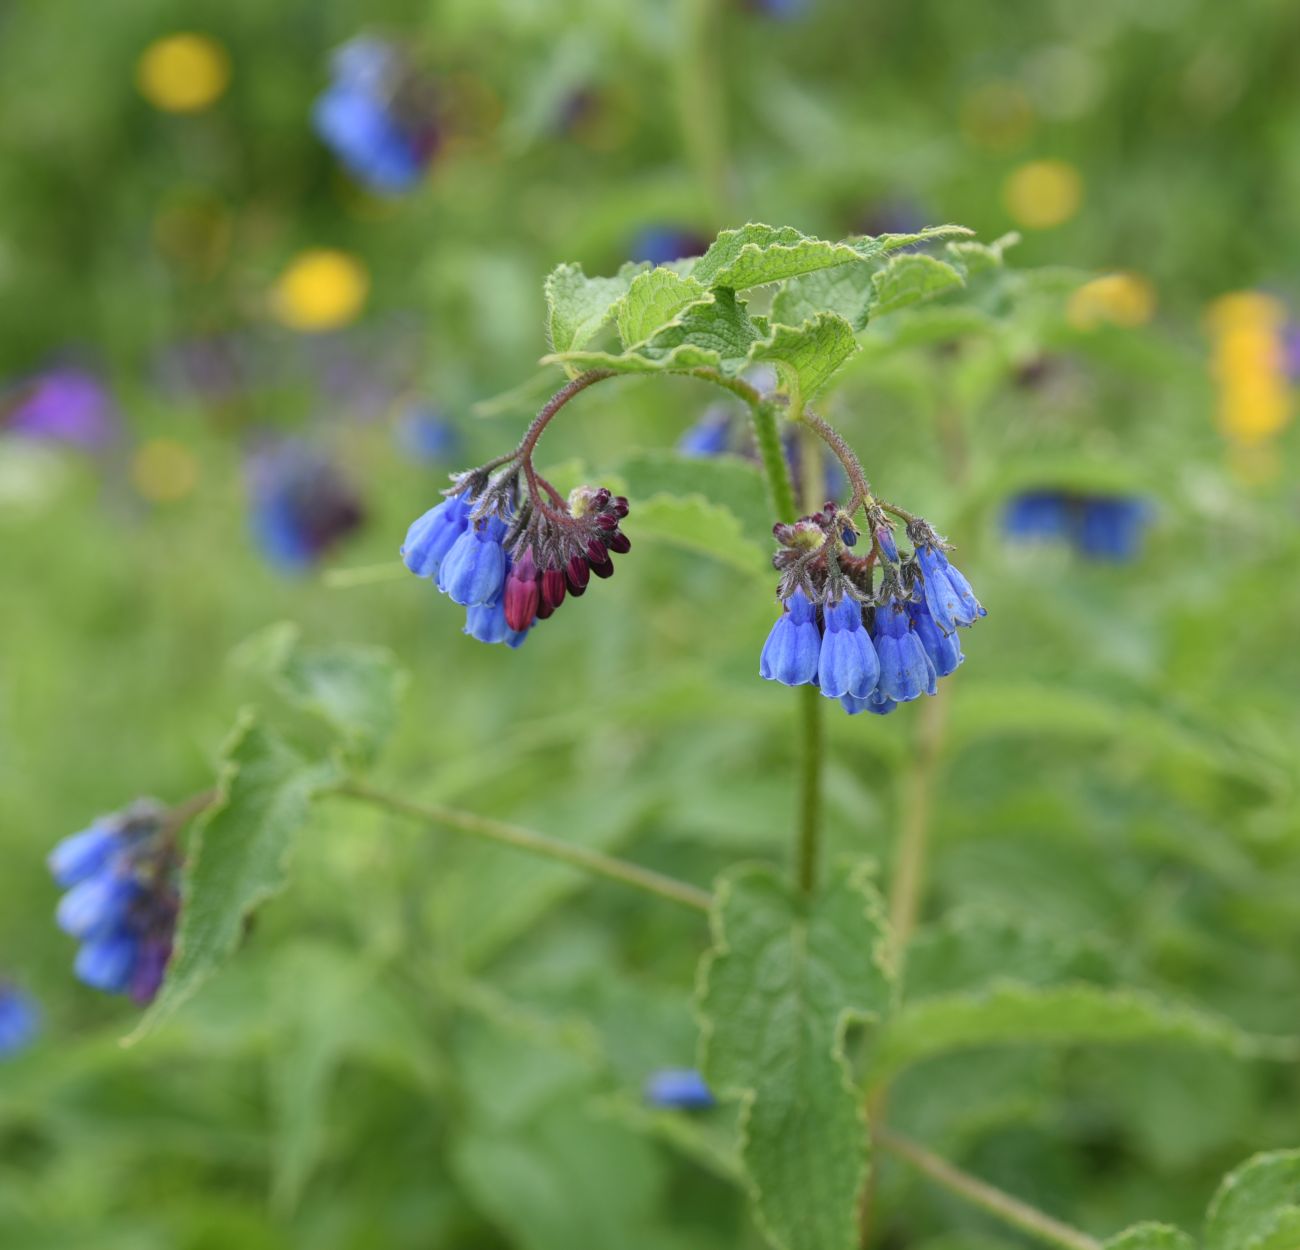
[65,225,1300,1250]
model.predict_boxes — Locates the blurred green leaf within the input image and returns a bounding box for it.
[1104,1225,1196,1250]
[697,859,894,1250]
[747,313,859,402]
[869,984,1300,1086]
[128,712,339,1044]
[1205,1149,1300,1250]
[868,253,967,319]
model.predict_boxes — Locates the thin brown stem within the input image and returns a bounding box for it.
[877,1129,1103,1250]
[333,781,713,914]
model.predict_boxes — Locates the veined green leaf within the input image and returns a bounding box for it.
[697,860,894,1250]
[748,312,859,402]
[850,223,975,259]
[1206,1150,1300,1250]
[770,262,880,333]
[691,223,862,291]
[126,712,339,1044]
[868,253,966,318]
[633,495,770,577]
[544,261,647,354]
[616,268,706,347]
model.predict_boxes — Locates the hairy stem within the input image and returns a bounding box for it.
[800,409,874,514]
[878,1129,1103,1250]
[518,369,617,461]
[750,397,799,523]
[333,781,713,913]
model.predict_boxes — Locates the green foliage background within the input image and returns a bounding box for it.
[1,1,1298,1247]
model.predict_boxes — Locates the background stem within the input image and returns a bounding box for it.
[878,1130,1103,1250]
[796,684,823,893]
[675,0,731,225]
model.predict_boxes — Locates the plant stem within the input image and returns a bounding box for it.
[800,409,874,514]
[749,396,799,524]
[333,781,713,914]
[877,1129,1103,1250]
[518,369,616,461]
[676,0,731,225]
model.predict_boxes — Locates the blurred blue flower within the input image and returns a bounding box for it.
[314,38,440,194]
[817,597,880,700]
[871,598,937,703]
[3,367,118,449]
[0,985,38,1059]
[644,1068,715,1110]
[678,406,734,457]
[628,226,710,266]
[48,802,180,1004]
[396,404,460,463]
[760,590,821,687]
[1002,489,1152,562]
[247,440,366,571]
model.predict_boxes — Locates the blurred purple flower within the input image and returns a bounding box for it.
[3,367,118,449]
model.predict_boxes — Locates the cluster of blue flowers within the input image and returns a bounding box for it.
[762,512,984,716]
[48,803,180,1004]
[1002,490,1151,561]
[0,984,38,1059]
[247,439,366,571]
[313,38,441,194]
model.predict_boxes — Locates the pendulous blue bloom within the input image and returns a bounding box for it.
[402,490,472,578]
[817,597,880,700]
[760,590,821,687]
[1076,496,1150,562]
[437,514,509,607]
[914,544,985,635]
[463,559,530,648]
[644,1068,715,1110]
[48,803,180,1005]
[840,690,898,716]
[871,599,937,703]
[907,600,963,678]
[0,985,38,1058]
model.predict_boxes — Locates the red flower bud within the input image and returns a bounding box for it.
[586,537,608,565]
[595,512,619,530]
[541,567,567,612]
[606,531,631,555]
[503,550,540,632]
[589,557,615,579]
[611,495,629,518]
[565,554,590,595]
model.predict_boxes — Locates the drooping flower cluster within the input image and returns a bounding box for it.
[761,504,984,716]
[402,471,631,648]
[1002,490,1151,562]
[643,1068,715,1110]
[313,37,441,194]
[0,983,39,1059]
[48,802,181,1004]
[246,439,366,571]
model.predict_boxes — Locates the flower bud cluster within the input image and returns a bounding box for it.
[47,801,180,1003]
[761,503,985,716]
[401,470,631,648]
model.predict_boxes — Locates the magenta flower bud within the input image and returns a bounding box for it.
[566,554,591,595]
[606,531,631,555]
[589,558,615,579]
[504,550,540,632]
[541,566,567,611]
[612,496,629,518]
[595,512,619,531]
[592,488,611,509]
[587,537,608,565]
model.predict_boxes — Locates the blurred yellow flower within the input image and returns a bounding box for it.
[136,34,231,114]
[1207,290,1292,446]
[1067,273,1156,330]
[271,249,369,332]
[1002,159,1083,229]
[132,439,199,503]
[960,82,1035,153]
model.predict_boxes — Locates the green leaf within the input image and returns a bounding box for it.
[634,494,770,577]
[868,253,966,318]
[1104,1224,1197,1250]
[127,711,339,1043]
[544,261,647,354]
[850,223,975,259]
[770,262,880,333]
[747,313,859,402]
[229,622,408,761]
[697,860,894,1250]
[615,449,773,547]
[691,223,863,291]
[945,232,1019,277]
[616,268,706,347]
[868,984,1300,1087]
[544,288,762,376]
[1206,1150,1300,1250]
